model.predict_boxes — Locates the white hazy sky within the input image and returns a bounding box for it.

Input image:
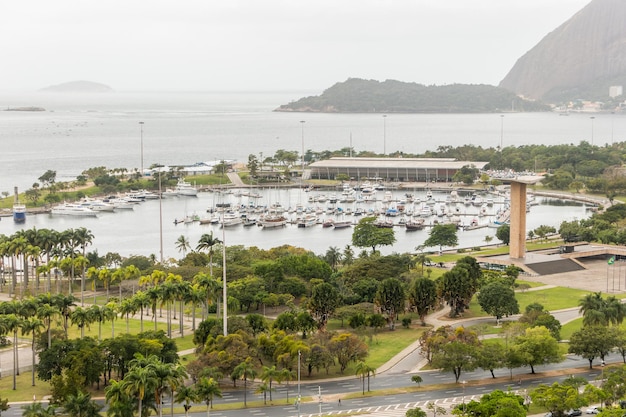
[0,0,591,92]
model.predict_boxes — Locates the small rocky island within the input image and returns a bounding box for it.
[4,106,46,111]
[40,80,114,93]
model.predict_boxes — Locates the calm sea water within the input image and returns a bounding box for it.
[0,91,602,257]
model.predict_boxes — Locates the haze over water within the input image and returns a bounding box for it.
[0,90,602,258]
[1,91,624,192]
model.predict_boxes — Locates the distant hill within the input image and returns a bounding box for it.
[499,0,626,102]
[40,80,114,93]
[275,78,549,113]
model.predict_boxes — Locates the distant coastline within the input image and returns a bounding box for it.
[4,106,45,112]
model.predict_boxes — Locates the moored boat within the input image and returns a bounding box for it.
[260,214,287,228]
[12,187,25,223]
[51,202,98,217]
[175,178,198,196]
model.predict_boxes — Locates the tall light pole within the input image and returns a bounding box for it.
[383,115,387,155]
[300,121,305,181]
[297,350,301,417]
[222,212,228,336]
[499,114,504,150]
[139,121,144,176]
[158,169,163,264]
[590,116,596,146]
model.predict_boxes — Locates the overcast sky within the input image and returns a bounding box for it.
[0,0,592,92]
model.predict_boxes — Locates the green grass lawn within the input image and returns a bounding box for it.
[515,287,591,312]
[361,326,426,369]
[0,372,51,402]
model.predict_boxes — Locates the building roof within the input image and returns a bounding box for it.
[309,157,489,170]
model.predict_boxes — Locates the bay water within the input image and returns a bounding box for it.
[0,91,604,257]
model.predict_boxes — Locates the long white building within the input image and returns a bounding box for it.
[308,157,489,182]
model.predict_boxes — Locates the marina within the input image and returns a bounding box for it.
[0,185,595,259]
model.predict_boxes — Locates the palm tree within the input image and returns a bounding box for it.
[196,233,222,276]
[279,368,295,403]
[146,286,161,331]
[193,273,221,320]
[122,365,156,417]
[87,304,105,341]
[51,293,77,337]
[118,298,137,334]
[175,235,191,258]
[72,227,94,306]
[35,228,59,293]
[104,379,134,417]
[355,361,376,394]
[71,307,91,339]
[150,359,186,417]
[195,377,222,417]
[103,302,118,338]
[255,382,271,405]
[186,283,204,331]
[173,280,191,336]
[0,314,22,390]
[36,302,57,348]
[260,365,281,402]
[22,402,56,417]
[232,358,256,407]
[174,386,199,417]
[96,267,113,300]
[21,316,44,386]
[132,290,150,332]
[62,391,102,417]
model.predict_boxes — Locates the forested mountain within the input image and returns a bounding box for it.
[499,0,626,102]
[275,78,549,113]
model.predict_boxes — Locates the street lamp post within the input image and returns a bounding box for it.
[383,115,387,155]
[297,350,301,417]
[222,211,228,336]
[590,116,596,146]
[139,122,144,176]
[499,114,504,150]
[300,121,305,181]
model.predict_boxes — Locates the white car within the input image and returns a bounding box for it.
[585,406,600,414]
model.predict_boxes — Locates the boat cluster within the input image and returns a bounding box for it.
[190,187,520,232]
[50,179,198,217]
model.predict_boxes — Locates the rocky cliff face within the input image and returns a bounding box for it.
[499,0,626,102]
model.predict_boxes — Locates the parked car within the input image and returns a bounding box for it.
[567,410,582,417]
[585,406,600,414]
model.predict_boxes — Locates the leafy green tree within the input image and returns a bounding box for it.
[437,260,481,318]
[352,216,396,254]
[431,340,479,383]
[454,389,526,417]
[175,385,199,417]
[411,375,423,386]
[423,224,458,254]
[476,342,507,379]
[406,407,427,417]
[328,333,368,373]
[247,154,259,177]
[530,382,587,417]
[374,278,405,329]
[309,282,341,330]
[408,278,437,326]
[518,303,562,340]
[568,325,616,368]
[477,281,519,321]
[513,326,561,374]
[496,224,510,245]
